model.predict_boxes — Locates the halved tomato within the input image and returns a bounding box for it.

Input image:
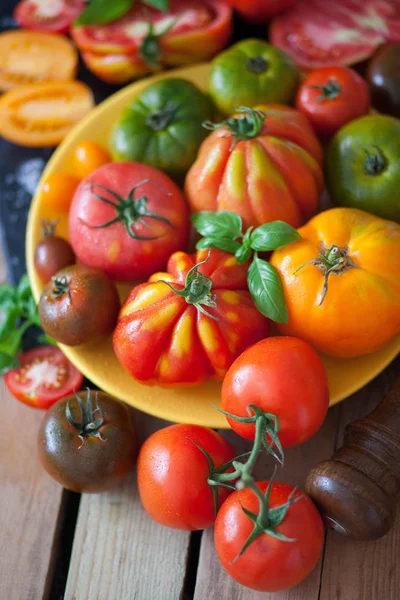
[270,0,400,69]
[0,81,94,147]
[14,0,85,34]
[0,30,78,91]
[4,346,83,409]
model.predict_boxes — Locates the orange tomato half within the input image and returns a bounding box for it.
[0,81,94,147]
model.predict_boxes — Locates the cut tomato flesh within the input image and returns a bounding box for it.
[14,0,85,33]
[270,0,400,68]
[4,346,83,409]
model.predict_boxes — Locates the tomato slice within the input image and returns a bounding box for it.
[14,0,85,34]
[72,0,220,54]
[270,0,400,69]
[4,346,83,409]
[0,30,78,91]
[0,80,94,147]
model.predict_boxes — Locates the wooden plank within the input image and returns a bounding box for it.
[0,250,65,600]
[320,358,400,600]
[194,403,341,600]
[65,412,191,600]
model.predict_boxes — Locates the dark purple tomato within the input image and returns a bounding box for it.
[367,44,400,118]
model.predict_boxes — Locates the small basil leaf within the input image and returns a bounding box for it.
[0,352,19,376]
[0,303,20,338]
[26,295,41,327]
[17,274,31,302]
[38,334,57,346]
[75,0,135,26]
[250,221,301,252]
[191,211,243,241]
[0,328,24,357]
[0,284,17,305]
[235,245,252,265]
[144,0,169,10]
[248,256,288,324]
[196,236,241,255]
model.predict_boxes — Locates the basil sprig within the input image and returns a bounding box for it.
[0,274,55,375]
[75,0,169,27]
[191,212,301,324]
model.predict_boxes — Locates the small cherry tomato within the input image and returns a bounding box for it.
[4,346,83,409]
[41,173,81,212]
[72,140,111,179]
[34,220,75,282]
[214,480,324,592]
[296,66,370,137]
[221,337,329,447]
[137,424,235,530]
[38,388,138,492]
[38,264,120,346]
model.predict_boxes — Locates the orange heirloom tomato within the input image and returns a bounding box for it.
[113,248,270,386]
[72,141,111,179]
[41,173,81,212]
[185,105,323,230]
[270,208,400,358]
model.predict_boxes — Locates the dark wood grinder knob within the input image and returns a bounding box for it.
[306,377,400,541]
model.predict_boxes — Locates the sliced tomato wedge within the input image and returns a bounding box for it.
[0,80,94,147]
[14,0,85,34]
[270,0,400,69]
[4,346,83,409]
[0,30,77,92]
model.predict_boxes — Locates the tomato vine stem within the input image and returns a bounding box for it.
[203,107,266,150]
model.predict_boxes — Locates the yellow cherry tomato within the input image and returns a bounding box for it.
[72,141,111,179]
[41,173,80,212]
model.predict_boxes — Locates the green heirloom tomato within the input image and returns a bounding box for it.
[326,115,400,223]
[110,78,214,180]
[208,39,299,116]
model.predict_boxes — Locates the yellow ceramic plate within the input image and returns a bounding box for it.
[26,64,400,428]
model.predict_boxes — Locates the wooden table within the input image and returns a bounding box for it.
[0,248,399,600]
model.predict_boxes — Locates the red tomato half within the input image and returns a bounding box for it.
[14,0,85,33]
[215,481,324,592]
[225,0,296,23]
[4,346,83,409]
[137,424,235,530]
[221,337,329,447]
[68,162,190,281]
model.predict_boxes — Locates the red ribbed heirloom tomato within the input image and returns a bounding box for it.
[214,481,324,591]
[185,105,323,230]
[113,248,270,385]
[137,424,235,530]
[68,162,190,281]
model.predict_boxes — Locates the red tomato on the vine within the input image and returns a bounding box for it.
[113,248,270,386]
[68,162,190,281]
[137,424,235,530]
[222,337,329,447]
[214,481,324,592]
[296,67,370,137]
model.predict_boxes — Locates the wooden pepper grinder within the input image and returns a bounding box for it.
[306,377,400,541]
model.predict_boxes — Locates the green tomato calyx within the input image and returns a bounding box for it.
[311,78,341,102]
[294,243,359,305]
[66,389,105,447]
[146,102,177,131]
[81,180,174,241]
[158,253,218,320]
[42,219,59,238]
[51,276,71,302]
[364,146,387,176]
[203,107,266,150]
[139,19,177,69]
[246,56,268,74]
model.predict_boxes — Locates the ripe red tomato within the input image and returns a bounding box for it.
[225,0,296,22]
[113,248,270,386]
[69,162,190,281]
[38,389,138,492]
[221,337,329,447]
[296,67,370,137]
[14,0,84,34]
[4,346,83,409]
[214,481,324,591]
[38,265,120,346]
[137,424,235,530]
[34,220,75,282]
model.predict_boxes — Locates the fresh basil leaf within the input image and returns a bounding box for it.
[17,274,32,302]
[192,211,243,241]
[0,328,25,357]
[144,0,169,10]
[250,221,301,252]
[38,334,57,346]
[248,256,288,324]
[235,245,252,265]
[0,284,17,305]
[0,303,20,338]
[0,352,19,376]
[196,236,241,255]
[75,0,135,26]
